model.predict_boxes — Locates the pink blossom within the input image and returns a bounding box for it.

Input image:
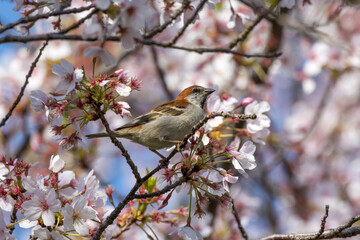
[22,188,61,227]
[51,59,83,94]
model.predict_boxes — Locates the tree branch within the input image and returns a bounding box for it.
[312,205,330,240]
[0,41,48,128]
[144,0,191,39]
[94,104,141,182]
[231,198,248,240]
[261,213,360,240]
[0,34,281,58]
[0,5,95,34]
[171,0,207,44]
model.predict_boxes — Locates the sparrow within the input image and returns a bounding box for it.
[86,85,215,150]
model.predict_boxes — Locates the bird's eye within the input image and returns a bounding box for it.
[192,88,201,93]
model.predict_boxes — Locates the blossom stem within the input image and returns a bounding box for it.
[187,185,193,226]
[6,218,26,229]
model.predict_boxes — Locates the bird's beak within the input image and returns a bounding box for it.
[204,88,215,95]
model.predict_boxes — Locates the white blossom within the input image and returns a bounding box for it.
[22,188,61,227]
[49,155,64,173]
[227,138,256,177]
[51,59,83,94]
[170,226,203,240]
[32,226,65,240]
[245,100,270,134]
[29,90,48,112]
[0,209,15,239]
[62,196,99,236]
[84,47,115,67]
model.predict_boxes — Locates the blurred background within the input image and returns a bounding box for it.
[1,0,360,239]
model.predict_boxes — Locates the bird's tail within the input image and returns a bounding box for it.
[86,133,109,139]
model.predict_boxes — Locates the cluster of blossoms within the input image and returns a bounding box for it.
[0,154,111,239]
[29,59,140,153]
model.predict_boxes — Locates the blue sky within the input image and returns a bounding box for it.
[0,1,21,57]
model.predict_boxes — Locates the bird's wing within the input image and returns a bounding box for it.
[114,112,162,131]
[114,100,186,131]
[152,100,187,116]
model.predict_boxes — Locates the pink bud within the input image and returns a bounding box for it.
[235,97,254,109]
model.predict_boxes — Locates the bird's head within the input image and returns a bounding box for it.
[176,85,215,108]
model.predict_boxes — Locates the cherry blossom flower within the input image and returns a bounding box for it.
[227,13,246,32]
[279,0,296,9]
[84,47,115,67]
[95,0,111,10]
[51,59,83,94]
[32,226,65,240]
[22,188,61,227]
[62,196,99,236]
[49,155,64,173]
[83,170,107,208]
[227,138,256,177]
[113,101,131,116]
[119,26,142,50]
[58,171,77,198]
[0,163,9,180]
[219,169,238,192]
[82,15,103,40]
[206,94,238,130]
[29,90,49,112]
[0,190,15,212]
[251,128,270,145]
[245,100,271,134]
[120,0,153,30]
[170,226,203,240]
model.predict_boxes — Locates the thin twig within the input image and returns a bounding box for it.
[228,8,272,49]
[0,34,281,58]
[231,198,248,240]
[261,227,360,240]
[150,46,173,100]
[171,0,208,44]
[144,0,191,39]
[261,213,360,240]
[0,5,95,34]
[312,205,330,240]
[94,104,141,182]
[58,8,99,34]
[0,41,48,128]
